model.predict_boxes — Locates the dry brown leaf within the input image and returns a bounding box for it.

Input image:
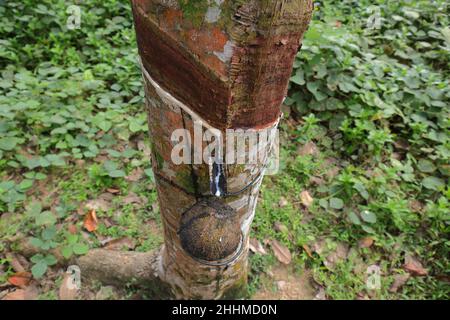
[310,177,325,186]
[68,224,78,235]
[137,140,151,157]
[8,272,32,288]
[59,274,79,300]
[274,222,288,234]
[2,289,26,300]
[95,286,116,300]
[125,168,144,182]
[313,287,326,300]
[408,200,424,213]
[389,274,410,293]
[104,237,136,251]
[312,239,349,270]
[300,190,314,208]
[99,192,114,201]
[358,237,374,249]
[404,254,428,276]
[325,167,340,179]
[324,243,349,270]
[278,197,288,208]
[6,253,25,273]
[83,209,98,232]
[393,139,409,151]
[271,240,292,265]
[107,188,120,194]
[123,192,143,205]
[298,141,318,156]
[302,244,313,258]
[2,284,38,300]
[85,198,110,212]
[249,238,267,255]
[277,280,287,290]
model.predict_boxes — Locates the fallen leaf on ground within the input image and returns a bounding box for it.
[389,274,410,293]
[123,192,143,205]
[125,168,144,182]
[271,240,292,265]
[310,177,325,186]
[96,286,116,300]
[6,253,26,273]
[404,254,427,276]
[358,237,374,249]
[85,198,110,212]
[274,222,288,234]
[104,237,136,251]
[59,273,79,300]
[277,280,287,290]
[324,243,349,270]
[313,287,326,300]
[107,188,120,194]
[408,200,424,213]
[2,289,26,300]
[83,209,98,232]
[249,238,267,255]
[393,139,409,150]
[99,192,114,201]
[312,239,349,270]
[68,224,78,235]
[356,292,370,300]
[137,140,151,158]
[300,190,314,208]
[302,244,313,258]
[2,284,39,300]
[278,197,288,208]
[8,272,32,287]
[298,141,318,156]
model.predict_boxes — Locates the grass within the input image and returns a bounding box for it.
[0,0,449,299]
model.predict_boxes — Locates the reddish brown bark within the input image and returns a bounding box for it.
[132,0,313,130]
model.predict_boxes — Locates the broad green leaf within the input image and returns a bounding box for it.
[144,168,154,182]
[108,169,126,178]
[104,160,118,171]
[31,261,47,279]
[361,225,375,234]
[360,210,377,224]
[67,234,79,245]
[354,183,369,200]
[290,71,305,85]
[44,254,57,266]
[98,120,112,132]
[0,137,20,151]
[417,159,436,173]
[329,198,344,210]
[18,179,33,191]
[42,226,57,241]
[26,201,42,217]
[36,211,56,226]
[422,176,445,191]
[73,243,89,255]
[348,211,361,225]
[61,246,73,259]
[319,198,329,209]
[30,237,44,248]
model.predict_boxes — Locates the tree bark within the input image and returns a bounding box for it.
[78,0,313,300]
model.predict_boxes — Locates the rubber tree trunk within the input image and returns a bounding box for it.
[130,0,313,299]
